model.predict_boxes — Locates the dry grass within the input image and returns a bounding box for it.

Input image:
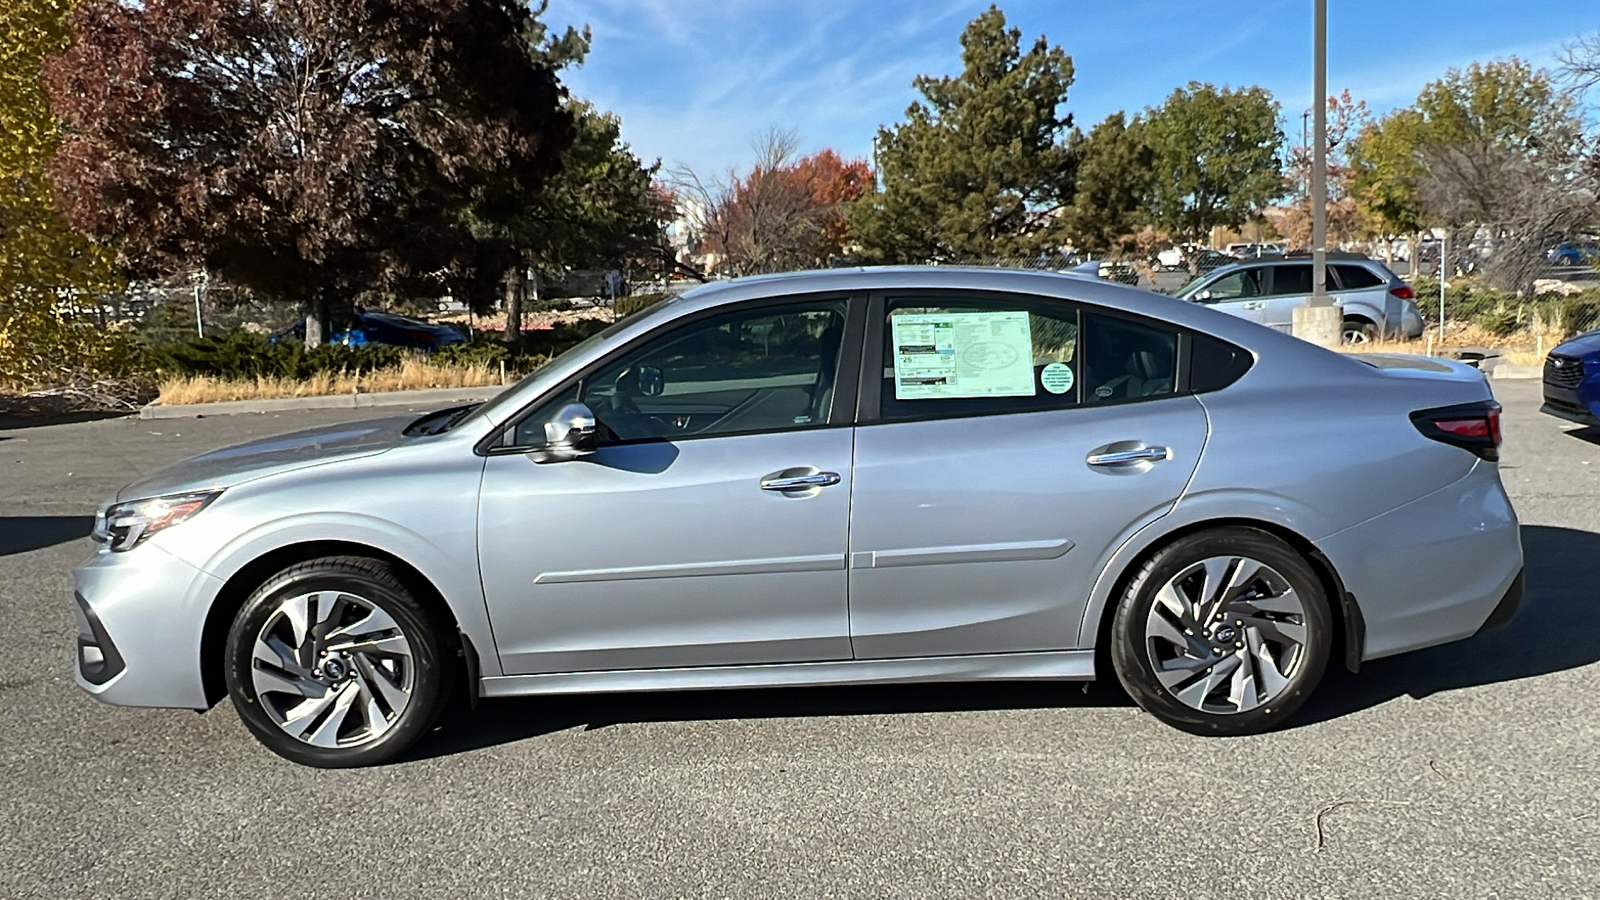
[157,358,503,406]
[1336,322,1568,367]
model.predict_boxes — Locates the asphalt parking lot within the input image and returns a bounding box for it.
[1,379,1597,899]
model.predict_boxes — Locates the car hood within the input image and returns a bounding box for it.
[1552,330,1600,357]
[115,415,413,502]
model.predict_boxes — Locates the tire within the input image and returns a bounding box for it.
[224,556,456,767]
[1342,318,1379,345]
[1110,527,1331,736]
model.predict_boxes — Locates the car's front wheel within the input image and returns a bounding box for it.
[1110,528,1331,736]
[224,556,455,767]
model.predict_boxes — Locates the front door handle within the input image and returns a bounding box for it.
[1086,447,1170,467]
[760,471,841,491]
[1241,301,1265,309]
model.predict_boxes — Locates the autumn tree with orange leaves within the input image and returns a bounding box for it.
[671,130,871,277]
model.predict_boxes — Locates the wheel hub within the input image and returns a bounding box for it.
[318,656,348,682]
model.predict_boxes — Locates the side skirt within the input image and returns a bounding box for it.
[480,650,1096,699]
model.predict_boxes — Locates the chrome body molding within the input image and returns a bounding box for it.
[850,538,1074,570]
[533,553,846,584]
[478,650,1096,698]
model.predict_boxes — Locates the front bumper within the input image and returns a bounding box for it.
[72,544,222,709]
[1541,383,1600,427]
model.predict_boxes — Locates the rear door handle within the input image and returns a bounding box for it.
[760,471,841,491]
[1086,447,1170,467]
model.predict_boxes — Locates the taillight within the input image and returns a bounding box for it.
[1390,285,1416,300]
[1410,401,1501,461]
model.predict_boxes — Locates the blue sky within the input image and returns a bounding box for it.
[544,1,1591,176]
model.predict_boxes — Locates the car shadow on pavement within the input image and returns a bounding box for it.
[0,410,132,430]
[402,524,1600,762]
[1296,524,1600,726]
[1559,425,1600,446]
[405,680,1134,763]
[0,516,94,556]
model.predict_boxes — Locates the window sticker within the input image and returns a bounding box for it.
[891,311,1036,400]
[1040,362,1074,395]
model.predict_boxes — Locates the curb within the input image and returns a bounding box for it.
[1491,364,1542,381]
[140,384,509,419]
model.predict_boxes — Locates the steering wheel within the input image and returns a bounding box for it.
[596,367,668,439]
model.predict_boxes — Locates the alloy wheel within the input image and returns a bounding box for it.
[1143,556,1310,715]
[249,590,415,749]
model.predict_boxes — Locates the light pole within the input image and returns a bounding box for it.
[1291,0,1342,347]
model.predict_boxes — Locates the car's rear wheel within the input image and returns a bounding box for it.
[224,556,454,767]
[1110,528,1331,735]
[1342,318,1379,345]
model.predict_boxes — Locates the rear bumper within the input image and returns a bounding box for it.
[1473,569,1523,636]
[1316,460,1522,661]
[1396,302,1424,339]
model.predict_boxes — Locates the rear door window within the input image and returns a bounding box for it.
[877,297,1180,420]
[880,298,1080,420]
[1265,265,1314,296]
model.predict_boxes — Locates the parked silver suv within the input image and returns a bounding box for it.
[1173,254,1424,344]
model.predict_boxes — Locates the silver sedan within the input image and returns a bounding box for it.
[74,267,1523,766]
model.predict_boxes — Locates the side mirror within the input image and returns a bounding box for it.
[531,402,597,463]
[1196,290,1213,302]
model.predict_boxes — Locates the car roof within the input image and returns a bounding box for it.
[671,266,1259,339]
[1200,253,1390,279]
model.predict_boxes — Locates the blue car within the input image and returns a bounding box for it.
[274,310,467,351]
[1548,241,1599,267]
[1542,331,1600,426]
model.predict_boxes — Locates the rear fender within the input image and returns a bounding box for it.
[1074,489,1342,650]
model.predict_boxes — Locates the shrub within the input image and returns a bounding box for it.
[613,292,672,318]
[143,331,406,380]
[1473,307,1522,338]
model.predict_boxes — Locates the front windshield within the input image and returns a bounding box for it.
[1174,273,1211,297]
[460,300,676,427]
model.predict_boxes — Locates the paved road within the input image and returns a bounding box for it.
[2,383,1597,899]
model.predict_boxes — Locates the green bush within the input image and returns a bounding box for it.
[144,331,406,379]
[613,292,672,319]
[1406,276,1600,336]
[430,335,513,369]
[143,318,614,382]
[1473,307,1522,338]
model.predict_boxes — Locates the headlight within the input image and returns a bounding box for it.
[92,490,222,552]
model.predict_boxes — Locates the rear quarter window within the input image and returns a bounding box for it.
[1188,333,1253,393]
[1333,265,1385,290]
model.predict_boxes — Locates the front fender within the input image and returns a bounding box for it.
[195,511,501,677]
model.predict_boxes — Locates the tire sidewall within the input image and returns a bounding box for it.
[224,563,449,767]
[1111,528,1332,736]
